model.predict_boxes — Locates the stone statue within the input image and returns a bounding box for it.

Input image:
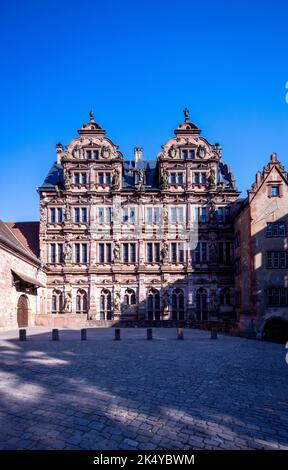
[183,107,189,122]
[73,145,80,159]
[64,243,72,263]
[208,168,217,189]
[210,291,219,312]
[162,205,169,224]
[161,170,169,190]
[162,291,170,315]
[113,241,121,262]
[64,171,71,190]
[161,240,169,262]
[169,145,178,159]
[111,169,120,190]
[64,203,71,223]
[208,201,217,224]
[114,291,121,312]
[64,292,72,313]
[209,243,217,263]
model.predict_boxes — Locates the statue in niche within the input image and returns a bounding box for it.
[101,145,111,159]
[162,291,170,315]
[113,241,121,262]
[209,243,217,263]
[161,170,169,190]
[208,168,217,189]
[208,201,217,224]
[210,291,219,312]
[64,171,72,190]
[114,291,121,312]
[169,145,178,159]
[111,169,120,190]
[64,292,72,313]
[64,243,72,263]
[161,240,169,262]
[73,144,80,159]
[162,205,169,224]
[64,203,71,223]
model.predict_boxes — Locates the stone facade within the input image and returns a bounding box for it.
[37,110,240,327]
[234,153,288,341]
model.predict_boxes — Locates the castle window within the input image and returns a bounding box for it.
[50,208,63,224]
[74,207,88,223]
[52,290,64,314]
[86,149,99,160]
[182,150,188,159]
[124,288,136,306]
[267,288,288,306]
[146,207,160,224]
[189,150,195,159]
[76,290,88,313]
[224,206,231,222]
[147,242,160,263]
[217,207,223,223]
[193,242,207,263]
[147,288,160,320]
[122,243,136,263]
[267,251,287,269]
[266,222,286,237]
[171,242,185,263]
[196,288,207,321]
[74,172,87,185]
[194,173,200,184]
[170,173,184,185]
[123,207,136,224]
[271,186,280,197]
[100,289,112,320]
[50,208,56,223]
[172,288,185,321]
[220,288,231,305]
[99,243,112,263]
[74,243,88,263]
[170,207,184,224]
[201,173,206,184]
[50,243,64,263]
[98,172,111,185]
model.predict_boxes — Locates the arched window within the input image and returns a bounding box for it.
[51,290,64,314]
[76,289,88,314]
[220,288,231,305]
[172,288,184,321]
[196,288,207,320]
[100,289,112,320]
[147,288,160,320]
[124,289,136,306]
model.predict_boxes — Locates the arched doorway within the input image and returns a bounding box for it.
[263,317,288,344]
[17,295,29,327]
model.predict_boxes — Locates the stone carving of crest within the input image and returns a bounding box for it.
[101,145,111,159]
[169,144,178,159]
[197,145,207,159]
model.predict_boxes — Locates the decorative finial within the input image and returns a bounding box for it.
[89,109,95,122]
[271,152,277,162]
[183,107,189,122]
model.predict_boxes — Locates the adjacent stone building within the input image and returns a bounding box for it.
[0,221,46,328]
[1,110,287,341]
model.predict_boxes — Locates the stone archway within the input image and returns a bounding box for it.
[17,295,29,328]
[263,317,288,344]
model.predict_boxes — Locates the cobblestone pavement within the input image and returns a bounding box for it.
[0,327,287,450]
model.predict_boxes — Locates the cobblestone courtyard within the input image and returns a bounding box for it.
[0,327,287,450]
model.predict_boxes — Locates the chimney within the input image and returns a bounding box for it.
[134,147,143,165]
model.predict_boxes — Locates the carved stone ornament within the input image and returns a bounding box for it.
[197,145,206,159]
[64,203,71,223]
[161,240,169,262]
[114,291,121,312]
[64,292,72,313]
[113,241,121,262]
[101,145,111,159]
[111,169,121,190]
[64,243,72,263]
[161,170,169,190]
[169,144,178,159]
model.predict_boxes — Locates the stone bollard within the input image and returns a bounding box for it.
[147,328,153,340]
[177,327,184,340]
[52,329,59,341]
[115,328,121,341]
[81,328,87,341]
[210,329,218,340]
[19,329,26,341]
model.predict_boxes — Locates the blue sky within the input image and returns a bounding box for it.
[0,0,288,221]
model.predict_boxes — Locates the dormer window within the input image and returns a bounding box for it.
[271,186,280,197]
[86,149,99,160]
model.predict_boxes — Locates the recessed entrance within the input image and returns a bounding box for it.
[17,295,29,328]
